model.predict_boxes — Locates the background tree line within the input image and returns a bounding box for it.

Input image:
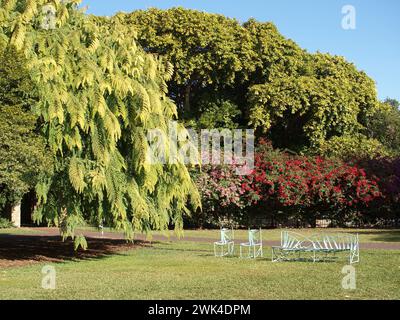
[122,7,400,156]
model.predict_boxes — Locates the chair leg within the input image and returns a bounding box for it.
[214,244,216,257]
[214,243,217,257]
[272,248,283,262]
[215,244,230,257]
[272,248,279,262]
[229,243,234,256]
[350,248,359,264]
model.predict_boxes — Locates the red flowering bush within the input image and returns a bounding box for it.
[356,157,400,223]
[248,150,380,207]
[242,141,382,224]
[191,140,383,227]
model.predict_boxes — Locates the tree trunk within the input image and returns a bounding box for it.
[11,202,21,228]
[183,84,191,117]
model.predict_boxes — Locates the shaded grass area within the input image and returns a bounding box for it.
[0,234,144,268]
[1,239,399,300]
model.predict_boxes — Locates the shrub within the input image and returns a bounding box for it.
[317,134,390,162]
[197,100,241,129]
[242,141,382,225]
[190,165,254,227]
[358,157,400,223]
[0,218,14,229]
[193,140,383,227]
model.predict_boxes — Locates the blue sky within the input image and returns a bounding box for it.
[80,0,399,102]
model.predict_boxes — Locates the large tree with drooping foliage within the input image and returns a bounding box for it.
[0,0,200,248]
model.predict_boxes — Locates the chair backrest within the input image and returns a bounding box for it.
[309,233,359,250]
[248,229,262,245]
[220,228,234,243]
[319,233,358,250]
[281,231,314,250]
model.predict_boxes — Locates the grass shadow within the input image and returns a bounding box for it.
[270,257,341,264]
[0,233,147,268]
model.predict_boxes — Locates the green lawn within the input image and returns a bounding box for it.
[0,228,43,235]
[1,235,399,300]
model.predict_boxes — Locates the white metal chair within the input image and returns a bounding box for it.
[214,228,235,257]
[240,229,263,259]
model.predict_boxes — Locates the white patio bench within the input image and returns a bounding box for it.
[272,231,360,264]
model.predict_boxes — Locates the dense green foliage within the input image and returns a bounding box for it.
[0,217,14,228]
[318,99,400,161]
[196,100,241,130]
[0,46,52,210]
[123,8,255,118]
[365,99,400,155]
[123,8,384,154]
[317,135,390,161]
[0,0,200,246]
[248,53,379,150]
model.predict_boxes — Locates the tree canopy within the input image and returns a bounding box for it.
[0,0,200,247]
[123,8,383,153]
[123,7,256,118]
[248,52,379,150]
